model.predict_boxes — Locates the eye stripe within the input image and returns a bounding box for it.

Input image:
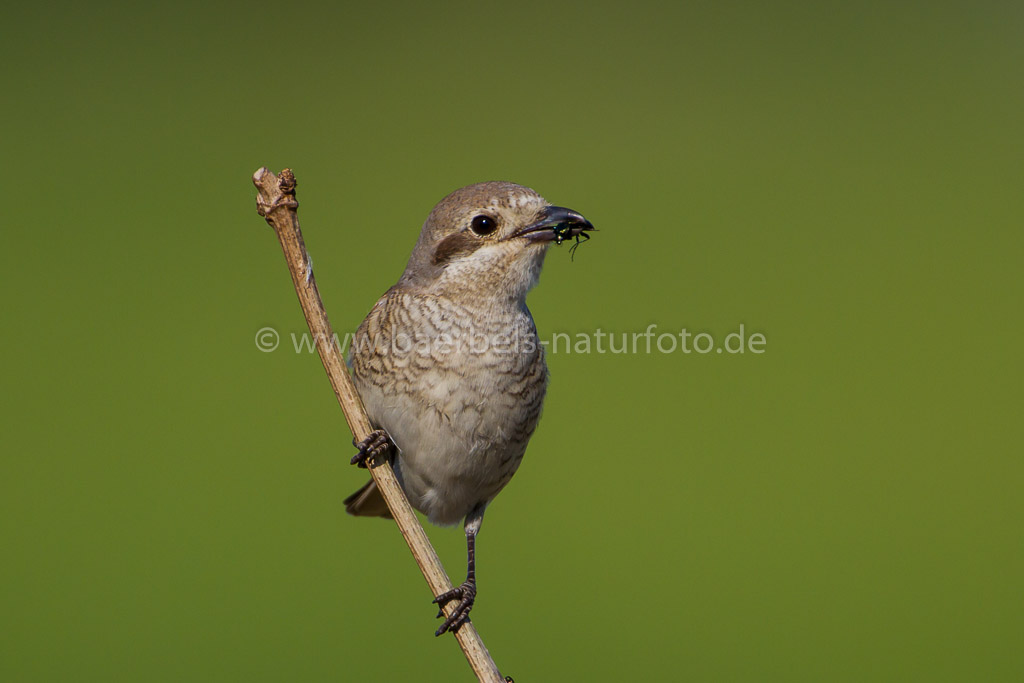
[432,231,484,266]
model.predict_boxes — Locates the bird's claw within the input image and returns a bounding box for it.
[351,429,392,468]
[433,580,476,636]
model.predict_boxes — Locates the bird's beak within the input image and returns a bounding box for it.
[508,205,595,243]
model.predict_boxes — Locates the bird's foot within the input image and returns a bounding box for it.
[350,429,392,469]
[433,579,476,636]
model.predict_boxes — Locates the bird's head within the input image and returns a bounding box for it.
[400,181,593,302]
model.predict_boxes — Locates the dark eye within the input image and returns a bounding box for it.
[470,215,498,236]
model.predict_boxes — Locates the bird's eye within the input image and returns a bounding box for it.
[470,215,498,236]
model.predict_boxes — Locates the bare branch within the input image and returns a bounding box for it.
[253,167,505,682]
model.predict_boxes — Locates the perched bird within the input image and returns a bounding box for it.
[344,181,593,635]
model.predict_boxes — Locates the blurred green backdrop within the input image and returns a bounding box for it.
[2,0,1021,681]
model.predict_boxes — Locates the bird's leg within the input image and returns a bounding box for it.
[433,504,485,636]
[350,429,393,468]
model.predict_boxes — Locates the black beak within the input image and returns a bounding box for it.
[509,205,595,242]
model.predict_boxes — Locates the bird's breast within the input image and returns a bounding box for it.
[349,290,548,523]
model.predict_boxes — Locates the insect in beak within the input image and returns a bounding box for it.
[508,205,594,259]
[552,222,592,261]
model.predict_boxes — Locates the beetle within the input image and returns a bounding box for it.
[552,222,591,260]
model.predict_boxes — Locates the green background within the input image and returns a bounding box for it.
[2,1,1021,680]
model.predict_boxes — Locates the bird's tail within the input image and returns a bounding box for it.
[343,479,393,519]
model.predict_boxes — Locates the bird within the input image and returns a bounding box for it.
[343,181,593,636]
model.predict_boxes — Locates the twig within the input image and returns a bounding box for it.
[253,168,505,682]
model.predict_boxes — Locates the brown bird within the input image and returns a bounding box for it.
[345,181,593,635]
